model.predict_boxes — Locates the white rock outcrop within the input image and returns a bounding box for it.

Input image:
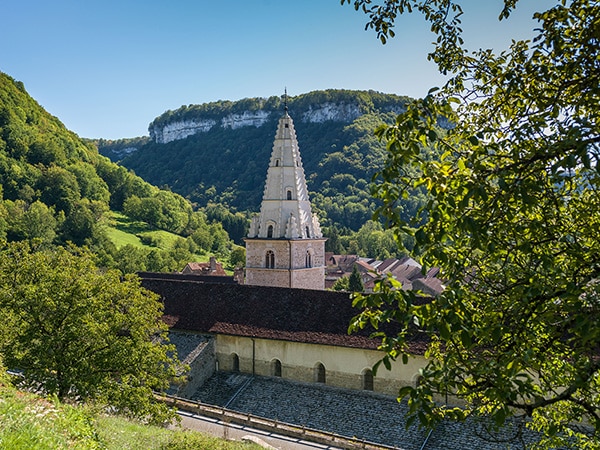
[221,110,270,130]
[150,102,365,144]
[302,102,362,123]
[151,119,217,144]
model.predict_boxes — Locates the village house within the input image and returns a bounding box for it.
[181,256,227,276]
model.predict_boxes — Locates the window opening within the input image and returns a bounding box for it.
[315,363,326,383]
[362,369,374,391]
[265,250,275,269]
[267,225,273,238]
[271,359,282,377]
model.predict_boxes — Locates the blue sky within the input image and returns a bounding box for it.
[1,1,549,139]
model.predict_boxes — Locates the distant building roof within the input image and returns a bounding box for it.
[324,253,444,296]
[181,257,227,276]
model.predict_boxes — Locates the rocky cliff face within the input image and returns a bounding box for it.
[149,102,365,144]
[151,119,218,144]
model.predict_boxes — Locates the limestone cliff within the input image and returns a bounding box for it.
[96,90,416,233]
[148,90,408,144]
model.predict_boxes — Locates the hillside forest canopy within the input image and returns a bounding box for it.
[343,0,600,448]
[0,71,232,420]
[0,71,240,273]
[98,89,442,258]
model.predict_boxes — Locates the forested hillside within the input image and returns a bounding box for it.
[0,72,235,272]
[97,90,433,246]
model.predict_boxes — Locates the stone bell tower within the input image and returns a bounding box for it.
[244,101,325,290]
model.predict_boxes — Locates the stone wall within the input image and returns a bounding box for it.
[179,339,216,398]
[245,239,325,289]
[215,334,425,396]
[168,332,216,397]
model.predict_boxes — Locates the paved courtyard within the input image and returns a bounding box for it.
[190,372,538,450]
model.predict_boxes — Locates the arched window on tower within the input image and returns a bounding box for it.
[305,251,312,268]
[287,190,292,200]
[267,225,273,238]
[265,250,275,269]
[275,159,279,167]
[305,226,310,238]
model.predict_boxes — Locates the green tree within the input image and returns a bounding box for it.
[37,166,80,215]
[348,265,364,293]
[331,276,350,292]
[5,200,58,246]
[0,242,179,423]
[344,0,600,447]
[59,201,99,246]
[114,244,150,274]
[229,245,246,269]
[324,225,345,254]
[68,162,110,203]
[352,221,397,260]
[204,203,249,244]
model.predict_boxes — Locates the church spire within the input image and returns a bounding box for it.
[248,105,322,240]
[244,99,326,290]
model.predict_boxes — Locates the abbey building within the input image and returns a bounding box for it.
[244,109,326,290]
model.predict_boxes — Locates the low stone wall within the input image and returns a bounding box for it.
[168,332,216,397]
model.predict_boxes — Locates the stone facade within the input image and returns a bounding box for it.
[168,332,216,398]
[215,334,425,396]
[245,238,325,288]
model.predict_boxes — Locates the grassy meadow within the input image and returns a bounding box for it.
[0,383,260,450]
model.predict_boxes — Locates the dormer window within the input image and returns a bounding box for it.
[285,123,289,128]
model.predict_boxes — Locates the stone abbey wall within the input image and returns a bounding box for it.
[142,276,429,398]
[215,334,425,396]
